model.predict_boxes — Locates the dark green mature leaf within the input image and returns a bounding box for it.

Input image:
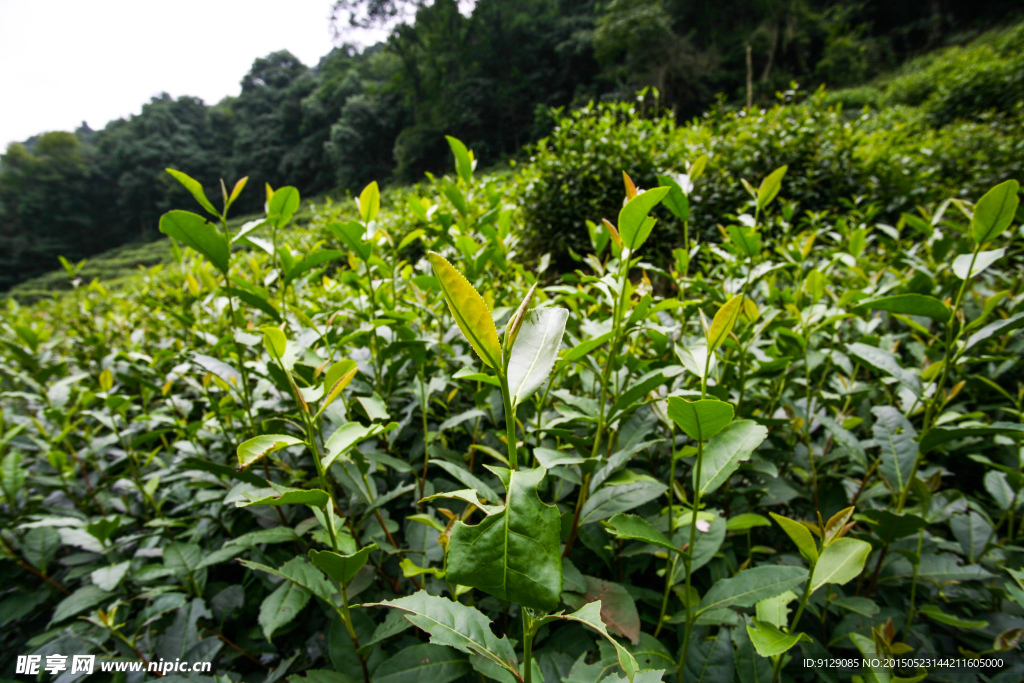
[971,179,1019,244]
[963,311,1024,352]
[859,510,928,543]
[604,513,680,554]
[238,486,329,508]
[374,643,470,683]
[428,251,502,368]
[309,544,377,587]
[365,591,519,677]
[666,398,734,441]
[444,467,562,611]
[285,250,343,285]
[618,186,671,251]
[919,421,1024,452]
[260,580,310,641]
[22,527,60,573]
[159,210,230,273]
[734,619,774,683]
[328,220,371,260]
[50,585,112,625]
[683,626,734,682]
[872,406,918,495]
[507,308,568,406]
[579,480,668,526]
[848,343,920,396]
[854,294,950,323]
[698,420,768,497]
[697,566,808,614]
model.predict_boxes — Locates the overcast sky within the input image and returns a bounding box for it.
[0,0,386,149]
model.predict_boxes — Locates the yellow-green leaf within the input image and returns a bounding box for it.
[706,294,744,352]
[359,181,380,223]
[770,512,818,563]
[237,434,304,471]
[427,252,501,368]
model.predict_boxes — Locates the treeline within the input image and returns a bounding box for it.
[0,0,1017,290]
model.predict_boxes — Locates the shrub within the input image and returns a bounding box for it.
[515,100,680,263]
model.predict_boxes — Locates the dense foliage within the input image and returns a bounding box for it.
[2,124,1024,683]
[2,0,1020,290]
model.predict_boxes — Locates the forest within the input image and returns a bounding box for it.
[3,1,1024,683]
[1,0,1020,290]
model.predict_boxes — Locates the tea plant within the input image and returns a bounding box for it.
[1,133,1023,683]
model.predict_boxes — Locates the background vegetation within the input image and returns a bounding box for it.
[2,0,1021,290]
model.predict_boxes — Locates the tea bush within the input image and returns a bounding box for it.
[2,129,1024,683]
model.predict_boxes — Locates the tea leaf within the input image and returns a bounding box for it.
[618,186,671,251]
[746,619,810,657]
[697,420,768,497]
[444,467,562,611]
[769,512,819,563]
[427,252,502,368]
[373,643,470,683]
[971,179,1019,244]
[358,181,380,223]
[707,295,744,352]
[166,168,219,218]
[237,434,304,470]
[809,537,871,592]
[854,294,950,323]
[697,565,808,614]
[507,307,568,406]
[159,210,230,273]
[604,513,680,554]
[757,165,788,211]
[309,544,377,587]
[666,398,734,441]
[365,591,519,677]
[268,186,300,227]
[872,406,918,495]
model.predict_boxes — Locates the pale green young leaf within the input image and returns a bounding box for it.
[507,308,568,407]
[618,186,671,251]
[237,434,304,470]
[971,179,1019,244]
[166,168,219,218]
[853,294,950,323]
[428,252,501,368]
[358,181,380,223]
[707,294,744,352]
[268,186,300,227]
[769,513,818,563]
[952,248,1005,280]
[757,165,788,211]
[446,136,474,183]
[810,537,872,593]
[746,619,810,657]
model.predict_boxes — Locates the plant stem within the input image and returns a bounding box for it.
[522,609,535,683]
[499,373,518,470]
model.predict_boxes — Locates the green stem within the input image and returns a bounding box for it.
[654,422,678,638]
[499,373,518,470]
[676,437,704,683]
[902,529,925,639]
[522,609,535,683]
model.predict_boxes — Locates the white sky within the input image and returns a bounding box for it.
[0,0,387,149]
